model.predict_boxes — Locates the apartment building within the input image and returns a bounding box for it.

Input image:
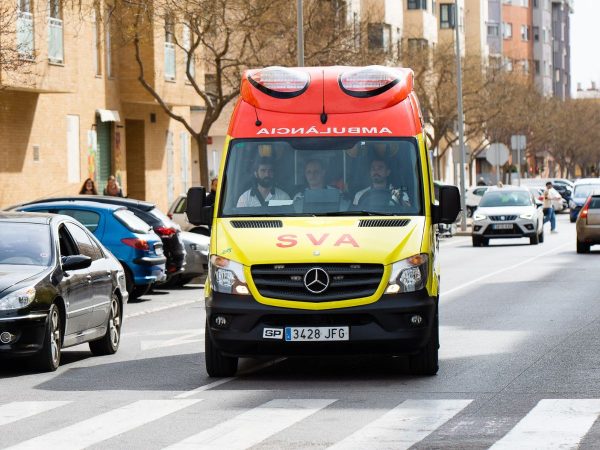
[532,0,553,95]
[499,0,534,76]
[0,0,201,211]
[404,0,439,48]
[551,0,572,100]
[464,0,490,59]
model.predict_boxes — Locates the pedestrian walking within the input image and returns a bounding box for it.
[79,178,98,195]
[103,175,124,197]
[543,181,561,233]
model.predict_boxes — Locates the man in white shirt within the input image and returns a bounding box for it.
[543,181,561,233]
[353,158,410,207]
[236,157,290,207]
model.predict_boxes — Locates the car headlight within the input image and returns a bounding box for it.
[473,213,487,221]
[385,254,428,294]
[0,287,36,311]
[569,200,577,209]
[519,213,534,220]
[209,255,250,295]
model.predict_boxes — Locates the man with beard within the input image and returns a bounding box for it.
[237,157,291,207]
[353,158,410,207]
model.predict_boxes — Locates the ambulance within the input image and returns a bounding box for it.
[187,65,460,377]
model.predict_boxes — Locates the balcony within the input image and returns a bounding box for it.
[164,42,176,80]
[16,11,34,59]
[48,18,63,63]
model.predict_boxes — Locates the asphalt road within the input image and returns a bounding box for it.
[2,213,600,449]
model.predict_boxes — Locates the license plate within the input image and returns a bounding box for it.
[493,223,513,230]
[284,326,349,342]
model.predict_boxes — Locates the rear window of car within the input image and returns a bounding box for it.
[148,208,177,227]
[113,209,151,234]
[573,185,600,199]
[590,197,600,209]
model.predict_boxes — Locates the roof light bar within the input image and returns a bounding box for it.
[339,66,400,98]
[248,66,310,99]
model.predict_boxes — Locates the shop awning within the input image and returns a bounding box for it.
[96,109,121,122]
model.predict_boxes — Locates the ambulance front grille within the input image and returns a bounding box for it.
[230,220,283,229]
[358,219,411,227]
[251,263,384,302]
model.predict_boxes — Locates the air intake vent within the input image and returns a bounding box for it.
[358,219,410,227]
[230,220,283,229]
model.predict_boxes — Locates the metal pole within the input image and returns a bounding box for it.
[517,144,521,186]
[297,0,304,67]
[455,1,467,231]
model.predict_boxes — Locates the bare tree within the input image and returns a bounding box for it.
[0,1,35,87]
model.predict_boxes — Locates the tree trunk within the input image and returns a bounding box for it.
[195,134,210,188]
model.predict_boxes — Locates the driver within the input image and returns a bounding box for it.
[237,157,290,207]
[353,158,410,206]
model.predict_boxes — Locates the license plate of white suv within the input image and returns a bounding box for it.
[284,326,349,342]
[493,223,513,229]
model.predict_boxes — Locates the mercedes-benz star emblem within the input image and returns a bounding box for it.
[303,267,330,294]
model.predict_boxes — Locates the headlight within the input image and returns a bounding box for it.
[569,200,577,209]
[519,213,534,220]
[473,213,487,221]
[385,254,428,294]
[0,287,36,311]
[209,255,250,295]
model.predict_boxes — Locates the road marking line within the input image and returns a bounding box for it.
[328,399,472,450]
[6,400,200,450]
[0,401,70,427]
[490,399,600,450]
[124,299,200,319]
[165,398,335,449]
[174,357,287,398]
[442,241,571,298]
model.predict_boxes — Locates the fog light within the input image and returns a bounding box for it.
[473,225,482,232]
[0,332,14,344]
[410,315,423,326]
[213,315,229,329]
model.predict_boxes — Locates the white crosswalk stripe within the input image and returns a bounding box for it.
[165,398,336,450]
[5,399,200,450]
[328,399,472,450]
[0,401,70,427]
[490,399,600,450]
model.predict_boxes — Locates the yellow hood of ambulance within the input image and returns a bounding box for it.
[212,217,425,265]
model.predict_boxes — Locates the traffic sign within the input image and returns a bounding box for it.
[486,143,509,166]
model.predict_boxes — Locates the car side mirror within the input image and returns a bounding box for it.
[433,185,461,224]
[62,255,92,271]
[186,187,206,225]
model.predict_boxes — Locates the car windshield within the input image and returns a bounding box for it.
[573,184,600,199]
[0,222,52,266]
[219,137,422,217]
[479,191,532,207]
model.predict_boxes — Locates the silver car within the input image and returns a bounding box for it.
[576,194,600,253]
[472,187,544,247]
[162,231,209,287]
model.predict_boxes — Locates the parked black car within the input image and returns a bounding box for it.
[0,212,127,371]
[17,196,186,280]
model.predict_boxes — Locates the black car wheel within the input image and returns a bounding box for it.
[577,241,590,254]
[472,236,481,247]
[205,323,238,377]
[32,304,61,372]
[539,230,545,243]
[89,294,122,356]
[530,232,539,245]
[408,311,439,376]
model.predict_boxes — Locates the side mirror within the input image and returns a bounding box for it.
[186,187,206,225]
[62,255,92,271]
[433,185,461,224]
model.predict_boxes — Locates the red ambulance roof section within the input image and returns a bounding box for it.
[230,66,423,138]
[241,66,414,114]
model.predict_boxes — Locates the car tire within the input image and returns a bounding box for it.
[539,230,544,243]
[577,241,590,254]
[570,216,576,223]
[32,304,61,372]
[530,232,539,245]
[481,238,489,247]
[205,323,238,377]
[132,283,152,300]
[89,294,122,356]
[472,236,481,247]
[408,311,439,376]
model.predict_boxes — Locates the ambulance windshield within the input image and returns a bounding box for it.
[219,137,422,217]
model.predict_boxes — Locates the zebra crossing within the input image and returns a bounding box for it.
[1,397,600,449]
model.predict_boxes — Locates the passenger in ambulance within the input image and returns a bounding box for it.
[236,157,291,207]
[293,159,343,212]
[353,158,411,207]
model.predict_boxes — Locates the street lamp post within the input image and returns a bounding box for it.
[297,0,304,67]
[454,0,467,231]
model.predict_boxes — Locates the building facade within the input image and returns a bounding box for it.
[532,0,553,95]
[0,0,201,211]
[551,0,572,100]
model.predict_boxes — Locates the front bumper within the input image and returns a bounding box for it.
[206,291,437,357]
[472,218,538,239]
[0,312,48,357]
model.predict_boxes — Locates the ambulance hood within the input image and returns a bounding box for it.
[213,217,425,266]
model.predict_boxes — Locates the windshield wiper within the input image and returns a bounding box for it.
[315,210,395,216]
